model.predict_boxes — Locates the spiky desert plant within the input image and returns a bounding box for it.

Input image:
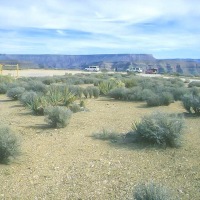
[27,95,48,115]
[47,85,63,106]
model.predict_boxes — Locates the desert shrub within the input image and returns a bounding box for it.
[87,86,93,98]
[83,86,100,98]
[46,85,64,106]
[98,79,124,95]
[123,78,137,88]
[182,94,200,115]
[131,112,185,148]
[92,87,100,98]
[127,87,144,101]
[25,80,48,94]
[82,88,89,98]
[146,92,174,107]
[47,85,76,106]
[7,87,25,100]
[109,87,128,100]
[42,77,56,85]
[188,81,200,88]
[146,93,161,107]
[0,83,8,94]
[27,95,48,115]
[134,181,172,200]
[171,87,189,101]
[80,100,85,108]
[69,86,83,98]
[20,91,38,106]
[141,89,153,101]
[182,94,193,113]
[44,106,72,128]
[0,125,20,164]
[92,129,120,141]
[0,75,14,84]
[190,86,200,96]
[168,77,184,87]
[159,92,174,106]
[69,103,84,113]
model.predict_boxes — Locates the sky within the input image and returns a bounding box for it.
[0,0,200,58]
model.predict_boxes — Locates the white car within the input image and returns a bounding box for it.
[127,67,143,73]
[85,66,100,72]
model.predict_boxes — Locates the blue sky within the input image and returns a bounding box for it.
[0,0,200,58]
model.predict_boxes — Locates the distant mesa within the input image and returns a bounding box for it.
[0,54,199,75]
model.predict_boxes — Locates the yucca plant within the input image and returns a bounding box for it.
[27,95,48,115]
[62,86,76,106]
[47,85,63,106]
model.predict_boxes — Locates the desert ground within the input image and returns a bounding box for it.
[0,70,199,199]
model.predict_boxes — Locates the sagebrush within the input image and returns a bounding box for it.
[130,112,185,147]
[0,125,20,164]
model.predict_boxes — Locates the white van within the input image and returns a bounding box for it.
[85,66,100,72]
[127,67,142,73]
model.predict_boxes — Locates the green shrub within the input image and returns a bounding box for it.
[0,75,14,85]
[44,106,72,128]
[69,103,83,113]
[0,125,20,164]
[182,94,200,115]
[123,78,137,88]
[27,95,48,115]
[80,100,85,108]
[188,81,200,88]
[92,129,120,141]
[87,86,93,98]
[171,87,188,101]
[146,92,174,107]
[141,89,153,101]
[59,86,76,106]
[46,85,64,106]
[83,88,89,98]
[182,94,192,113]
[159,92,174,106]
[131,112,185,148]
[92,87,100,98]
[25,80,48,94]
[109,87,128,100]
[7,87,25,100]
[20,91,38,106]
[0,83,8,94]
[69,86,83,98]
[134,181,172,200]
[98,79,124,95]
[146,93,161,107]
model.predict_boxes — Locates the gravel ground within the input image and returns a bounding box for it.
[0,94,199,199]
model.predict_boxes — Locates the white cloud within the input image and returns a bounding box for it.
[0,0,200,57]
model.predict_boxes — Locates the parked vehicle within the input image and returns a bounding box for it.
[127,67,143,73]
[145,68,158,74]
[84,66,100,72]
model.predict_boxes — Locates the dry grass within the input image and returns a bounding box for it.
[0,94,199,199]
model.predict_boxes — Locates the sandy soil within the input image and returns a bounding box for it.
[1,69,91,77]
[0,94,199,199]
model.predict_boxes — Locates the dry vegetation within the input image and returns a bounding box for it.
[0,71,199,199]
